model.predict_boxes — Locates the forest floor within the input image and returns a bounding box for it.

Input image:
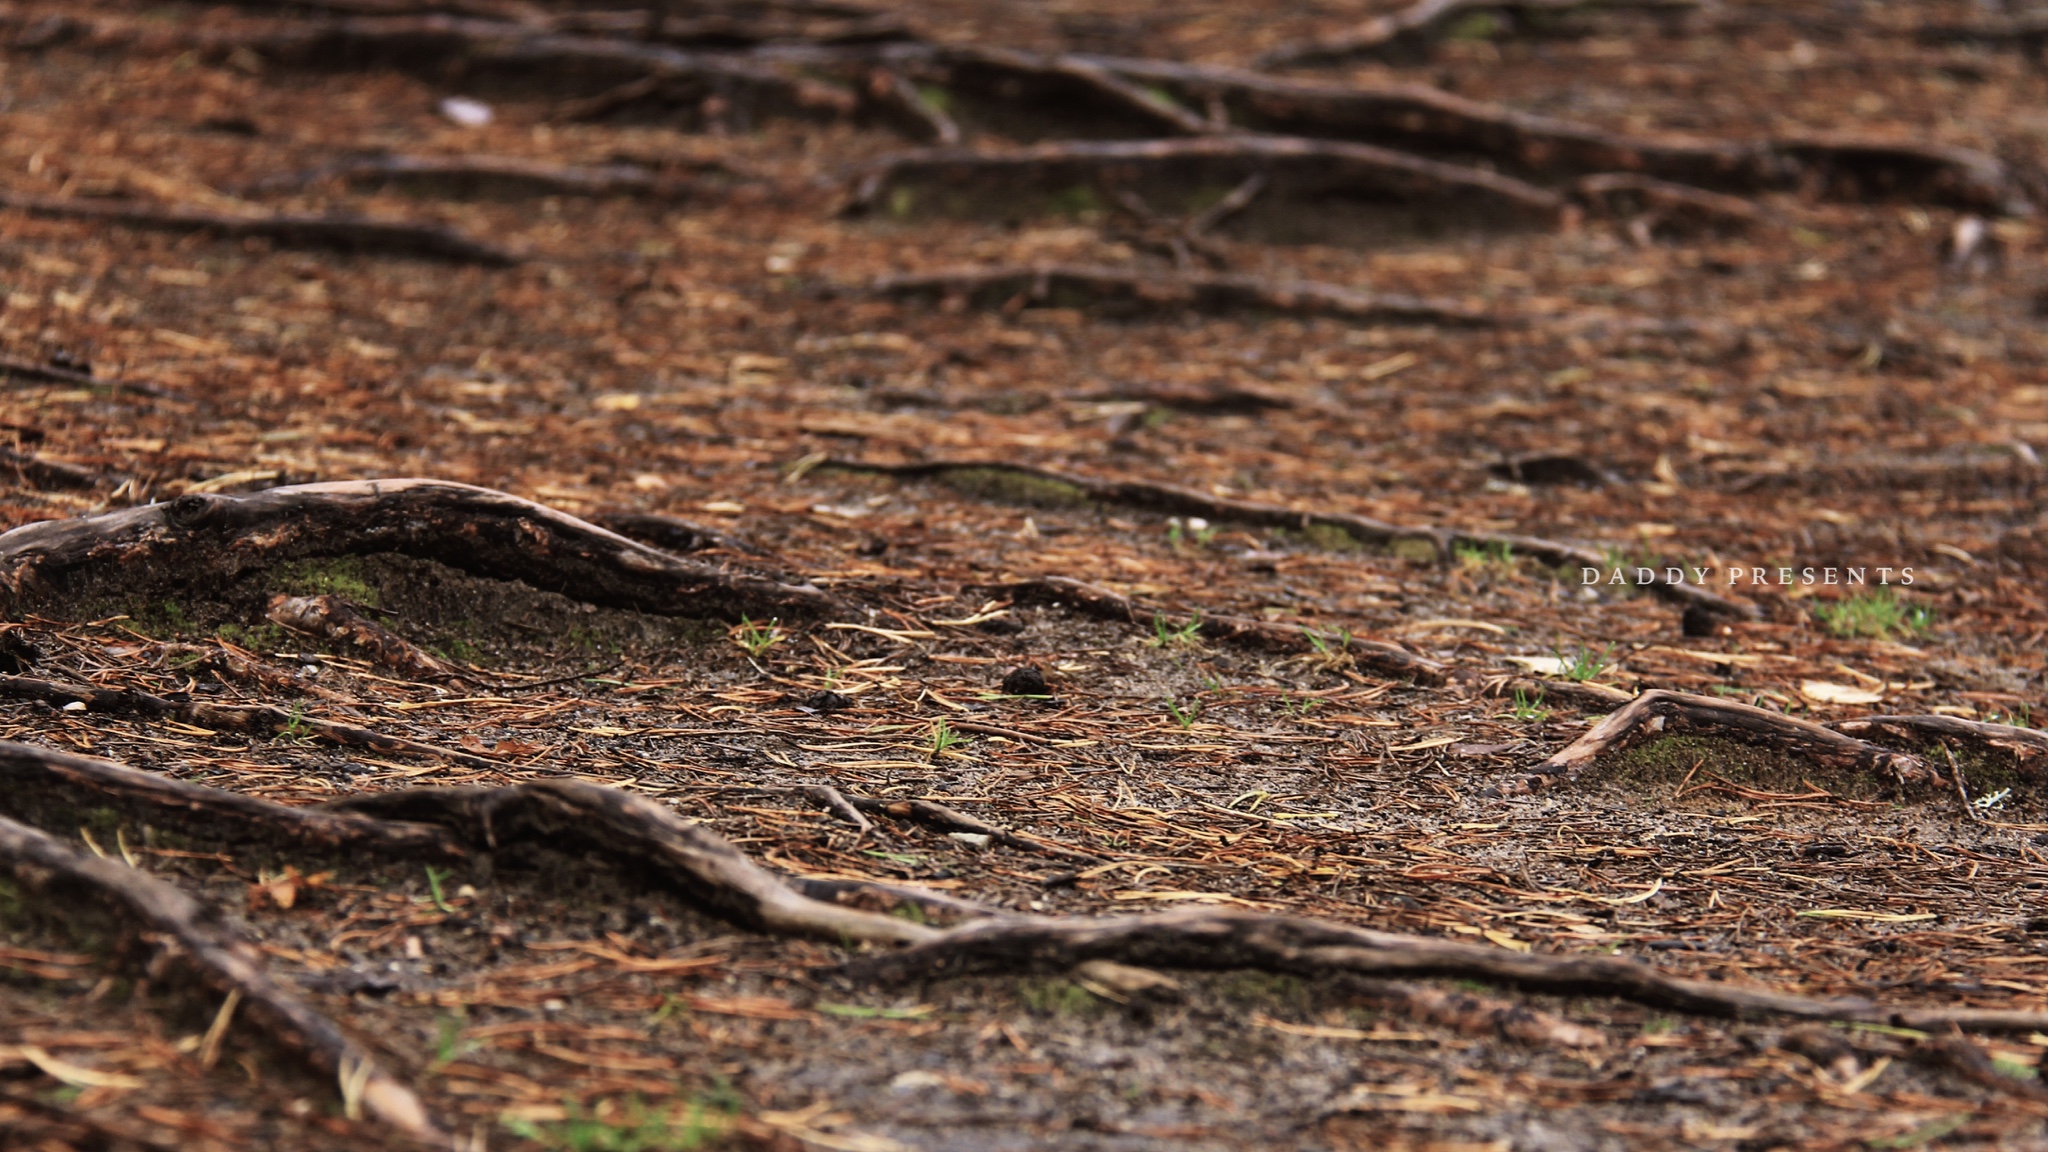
[2,1,2048,1149]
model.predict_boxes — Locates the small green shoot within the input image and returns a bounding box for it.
[928,720,971,757]
[1987,703,2034,729]
[1150,610,1203,648]
[279,702,312,744]
[430,1014,475,1069]
[1454,539,1515,572]
[1509,687,1550,722]
[425,865,454,914]
[731,616,784,657]
[1813,589,1932,640]
[1165,699,1200,729]
[1554,644,1614,682]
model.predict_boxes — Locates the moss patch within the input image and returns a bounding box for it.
[931,467,1092,509]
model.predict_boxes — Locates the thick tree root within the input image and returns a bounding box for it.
[1340,976,1607,1048]
[321,782,940,946]
[248,153,691,199]
[0,191,517,265]
[0,810,440,1141]
[0,740,463,857]
[0,673,504,771]
[1833,714,2048,769]
[824,457,1754,618]
[0,351,169,398]
[9,735,2047,1098]
[1488,688,1931,796]
[0,478,836,621]
[872,264,1498,325]
[832,46,2019,211]
[845,136,1566,224]
[844,906,2048,1032]
[265,594,465,685]
[1253,0,1701,68]
[989,574,1449,686]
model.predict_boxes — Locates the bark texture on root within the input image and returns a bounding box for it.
[1340,975,1608,1048]
[873,264,1498,326]
[1490,688,1931,796]
[0,739,463,858]
[825,457,1754,618]
[0,810,440,1140]
[0,191,518,265]
[0,673,503,771]
[0,351,169,398]
[1834,714,2048,768]
[322,781,940,946]
[248,152,693,199]
[1253,0,1700,68]
[0,478,837,621]
[844,905,2048,1032]
[845,136,1566,224]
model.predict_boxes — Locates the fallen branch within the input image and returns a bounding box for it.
[0,478,837,622]
[840,792,1101,860]
[864,66,959,145]
[874,264,1498,325]
[845,135,1565,225]
[822,458,1753,618]
[0,673,504,771]
[1489,688,1929,795]
[1253,0,1701,68]
[265,593,466,685]
[0,447,112,492]
[0,190,518,265]
[1571,171,1763,235]
[0,809,440,1140]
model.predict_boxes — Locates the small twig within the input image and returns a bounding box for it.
[793,784,875,836]
[1942,743,1983,823]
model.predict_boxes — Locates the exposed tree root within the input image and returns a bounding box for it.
[1252,0,1700,68]
[593,509,768,557]
[863,66,959,145]
[1339,975,1608,1048]
[844,136,1566,224]
[1834,714,2048,769]
[837,792,1102,861]
[0,191,518,265]
[844,905,2048,1032]
[264,594,466,685]
[191,14,858,126]
[0,446,111,493]
[540,7,914,49]
[10,733,2048,1121]
[0,351,169,398]
[0,740,463,857]
[873,263,1498,325]
[1488,688,1931,796]
[321,781,940,945]
[248,153,691,199]
[1571,172,1763,236]
[821,457,1754,618]
[0,809,440,1140]
[988,574,1449,686]
[0,673,503,771]
[0,478,836,621]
